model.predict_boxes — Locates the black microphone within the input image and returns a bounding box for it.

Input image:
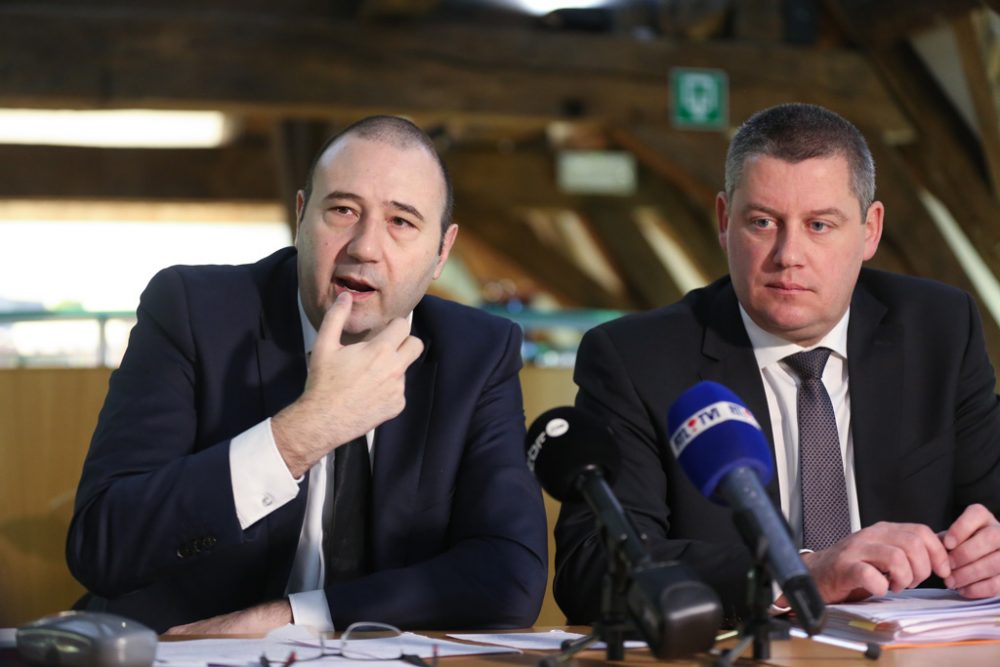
[526,407,722,659]
[667,381,825,635]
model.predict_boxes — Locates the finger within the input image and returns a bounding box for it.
[398,335,424,365]
[314,292,353,355]
[957,572,1000,599]
[948,523,1000,570]
[876,546,915,592]
[944,504,997,550]
[847,561,891,599]
[947,547,1000,590]
[910,524,951,580]
[866,524,939,586]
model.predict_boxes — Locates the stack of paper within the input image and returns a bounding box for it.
[823,589,1000,645]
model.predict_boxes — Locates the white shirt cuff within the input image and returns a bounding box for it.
[229,418,301,529]
[289,590,334,631]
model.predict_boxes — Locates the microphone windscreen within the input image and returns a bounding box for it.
[525,406,619,502]
[666,381,773,498]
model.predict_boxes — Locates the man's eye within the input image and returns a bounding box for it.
[391,217,415,228]
[810,221,830,232]
[751,218,773,229]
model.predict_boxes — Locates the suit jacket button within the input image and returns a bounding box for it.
[201,536,216,549]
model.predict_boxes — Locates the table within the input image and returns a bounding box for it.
[5,627,1000,666]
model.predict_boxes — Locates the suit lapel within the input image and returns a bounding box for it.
[251,249,309,596]
[371,305,436,569]
[847,280,903,525]
[255,250,307,418]
[699,283,781,503]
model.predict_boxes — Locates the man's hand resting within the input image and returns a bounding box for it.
[165,600,293,635]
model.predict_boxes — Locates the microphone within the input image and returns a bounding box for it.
[667,381,825,635]
[526,407,722,659]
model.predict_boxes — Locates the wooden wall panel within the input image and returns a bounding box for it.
[0,369,111,626]
[520,366,577,627]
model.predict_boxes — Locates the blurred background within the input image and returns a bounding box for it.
[2,0,1000,627]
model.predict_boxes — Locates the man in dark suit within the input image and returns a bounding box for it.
[67,116,547,634]
[555,103,1000,624]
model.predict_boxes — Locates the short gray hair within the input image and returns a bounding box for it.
[725,103,876,215]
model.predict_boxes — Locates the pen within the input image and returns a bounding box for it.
[433,643,439,667]
[789,627,881,659]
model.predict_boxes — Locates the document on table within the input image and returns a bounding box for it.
[155,628,516,667]
[0,628,15,649]
[823,589,1000,645]
[447,630,645,651]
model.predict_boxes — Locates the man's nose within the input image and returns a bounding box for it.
[771,226,804,267]
[346,216,381,262]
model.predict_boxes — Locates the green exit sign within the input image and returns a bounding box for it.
[670,68,728,130]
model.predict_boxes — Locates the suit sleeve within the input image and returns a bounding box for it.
[323,322,548,628]
[952,293,1000,514]
[554,325,752,624]
[66,267,249,598]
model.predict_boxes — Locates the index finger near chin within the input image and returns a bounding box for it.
[317,293,353,347]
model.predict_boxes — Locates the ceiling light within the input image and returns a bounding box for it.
[0,109,235,148]
[506,0,611,16]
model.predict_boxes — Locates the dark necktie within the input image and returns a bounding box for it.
[323,436,372,583]
[783,348,851,551]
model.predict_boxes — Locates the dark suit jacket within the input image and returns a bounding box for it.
[67,247,547,633]
[555,269,1000,623]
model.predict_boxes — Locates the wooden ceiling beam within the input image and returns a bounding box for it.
[454,198,631,310]
[827,0,1000,361]
[0,143,277,201]
[952,11,1000,200]
[271,119,332,235]
[0,6,910,134]
[829,0,990,44]
[579,200,683,309]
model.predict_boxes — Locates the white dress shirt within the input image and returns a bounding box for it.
[738,306,862,546]
[227,294,383,630]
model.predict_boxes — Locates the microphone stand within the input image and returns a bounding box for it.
[539,527,634,667]
[713,543,789,667]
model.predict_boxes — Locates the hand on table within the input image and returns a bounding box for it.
[942,503,1000,598]
[165,599,292,635]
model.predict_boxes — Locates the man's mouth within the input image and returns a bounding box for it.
[767,281,810,293]
[335,276,377,294]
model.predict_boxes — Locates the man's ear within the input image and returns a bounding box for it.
[293,190,306,245]
[433,224,459,279]
[862,200,884,261]
[716,192,730,255]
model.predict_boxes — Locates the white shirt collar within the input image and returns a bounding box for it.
[738,304,850,370]
[296,291,413,355]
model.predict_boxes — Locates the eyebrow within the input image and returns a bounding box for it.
[741,203,849,222]
[322,191,425,222]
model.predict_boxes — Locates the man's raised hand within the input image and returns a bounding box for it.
[272,292,423,477]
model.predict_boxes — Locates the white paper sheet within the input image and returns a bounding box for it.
[155,628,516,667]
[447,630,644,651]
